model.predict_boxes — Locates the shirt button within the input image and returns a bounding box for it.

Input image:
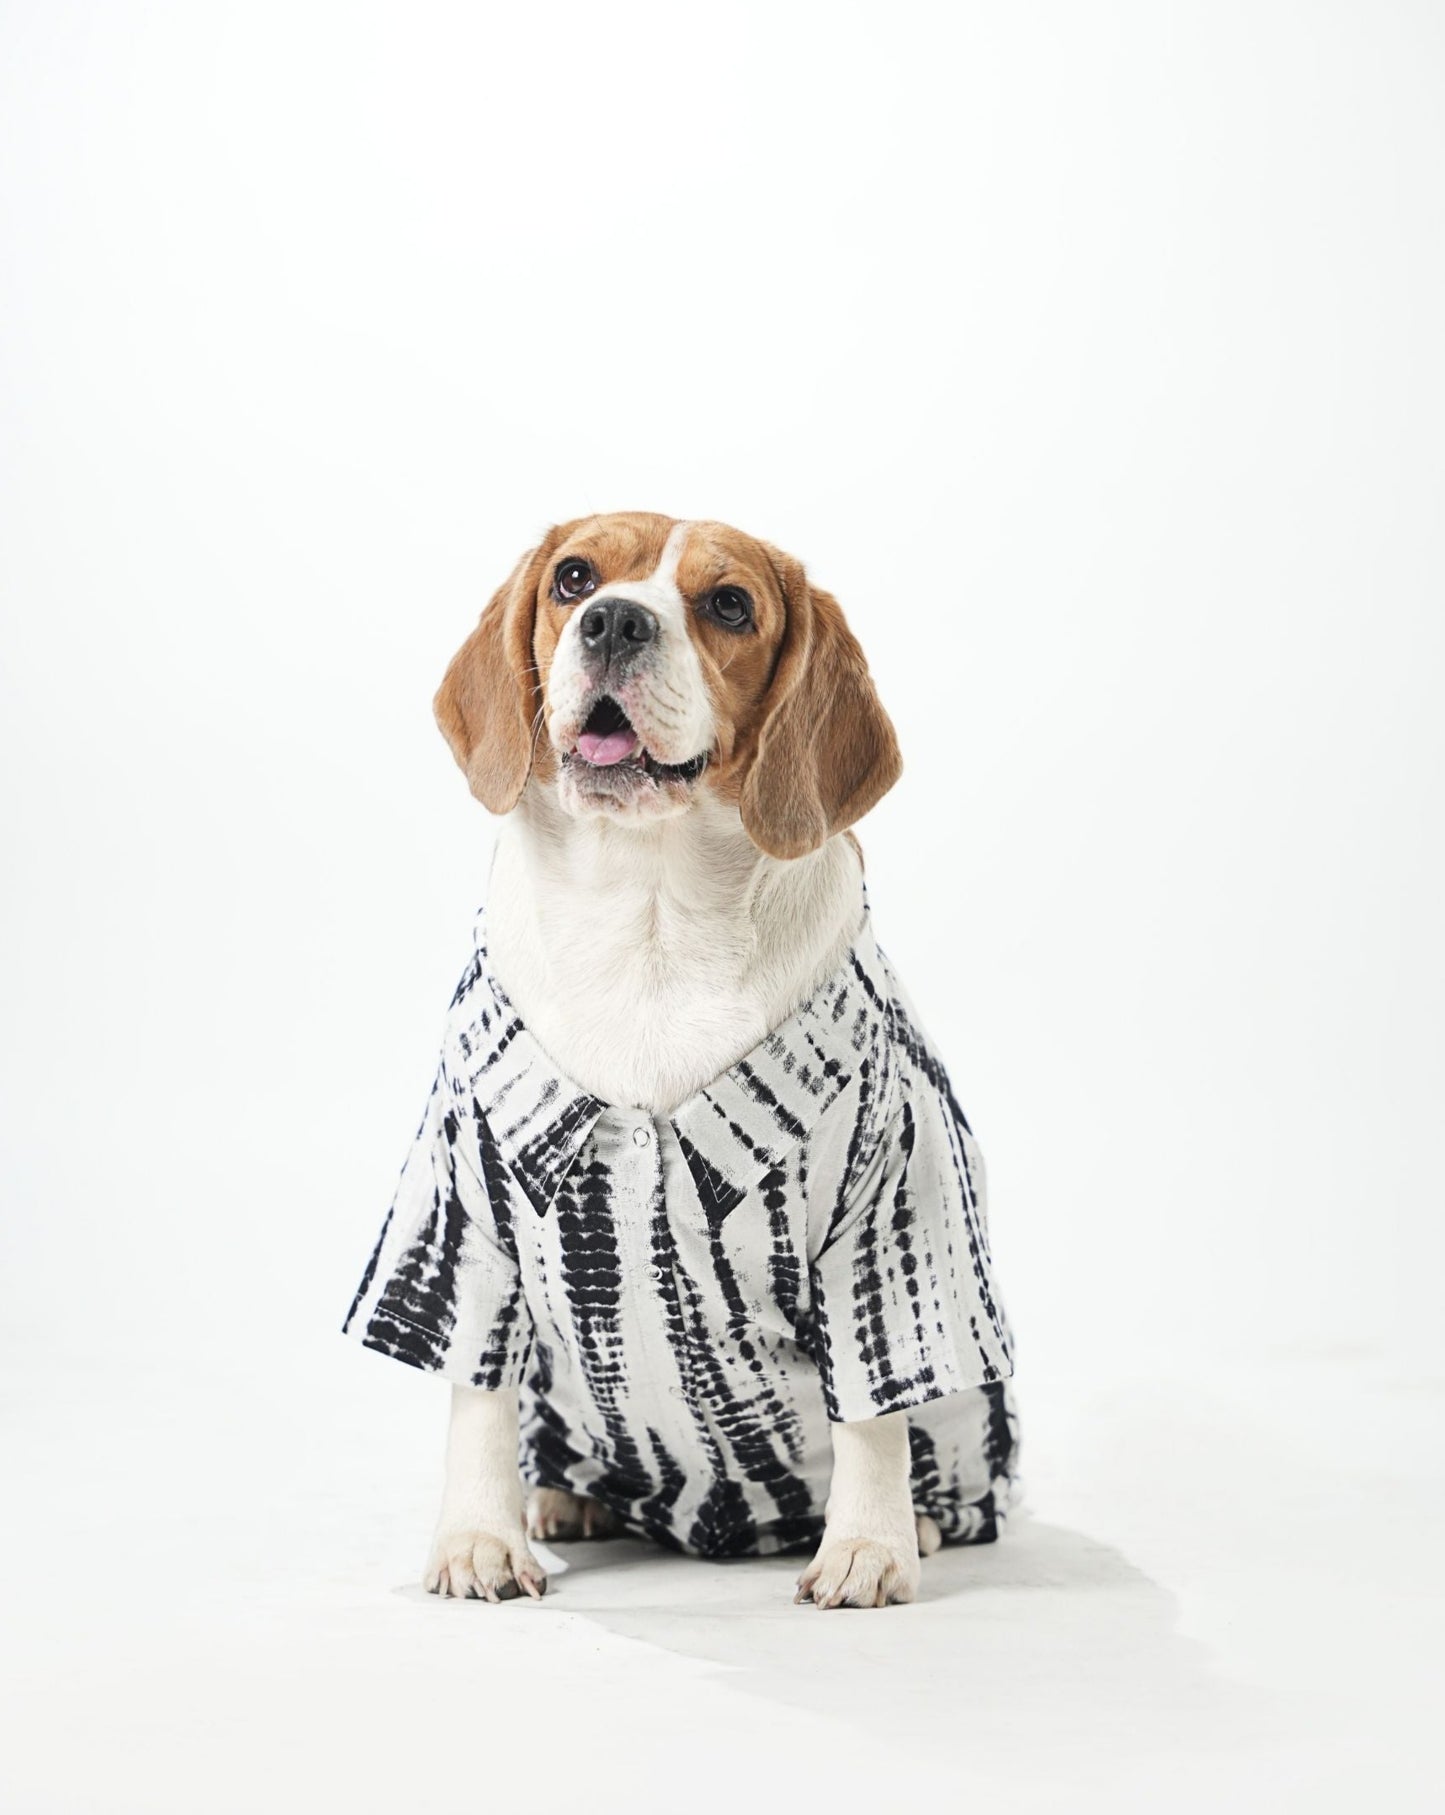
[632,1125,652,1147]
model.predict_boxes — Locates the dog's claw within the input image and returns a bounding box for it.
[793,1535,919,1610]
[424,1531,547,1605]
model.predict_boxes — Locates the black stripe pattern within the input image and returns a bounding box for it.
[343,902,1019,1557]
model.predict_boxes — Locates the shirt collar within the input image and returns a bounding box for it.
[459,903,891,1217]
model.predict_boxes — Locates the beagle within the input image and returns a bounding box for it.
[345,513,1017,1609]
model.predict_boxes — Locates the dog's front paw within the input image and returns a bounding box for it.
[794,1532,920,1609]
[424,1530,546,1603]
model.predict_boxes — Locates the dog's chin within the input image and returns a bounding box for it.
[555,749,705,823]
[550,693,710,825]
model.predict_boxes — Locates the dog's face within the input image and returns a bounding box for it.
[435,512,901,859]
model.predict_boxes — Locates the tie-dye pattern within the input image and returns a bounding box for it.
[344,908,1019,1558]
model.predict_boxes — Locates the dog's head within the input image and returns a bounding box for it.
[434,512,901,859]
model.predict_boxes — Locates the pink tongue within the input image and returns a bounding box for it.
[577,727,639,766]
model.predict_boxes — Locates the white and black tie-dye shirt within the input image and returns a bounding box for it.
[345,903,1018,1558]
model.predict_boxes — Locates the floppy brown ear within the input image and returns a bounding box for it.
[434,534,557,814]
[740,556,902,860]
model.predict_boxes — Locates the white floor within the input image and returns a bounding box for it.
[3,1343,1440,1814]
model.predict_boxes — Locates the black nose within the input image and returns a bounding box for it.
[579,597,658,669]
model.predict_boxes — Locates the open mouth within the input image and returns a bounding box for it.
[567,696,708,783]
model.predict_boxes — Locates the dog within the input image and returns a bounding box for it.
[344,513,1017,1609]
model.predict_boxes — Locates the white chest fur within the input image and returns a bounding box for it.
[485,789,865,1115]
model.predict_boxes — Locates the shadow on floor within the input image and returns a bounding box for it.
[530,1514,1281,1757]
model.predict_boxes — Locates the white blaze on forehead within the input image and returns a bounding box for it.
[595,520,692,620]
[653,520,691,592]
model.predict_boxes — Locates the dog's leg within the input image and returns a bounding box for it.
[423,1385,546,1602]
[794,1411,921,1609]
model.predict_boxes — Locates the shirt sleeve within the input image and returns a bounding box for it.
[341,1047,534,1391]
[807,1050,1014,1424]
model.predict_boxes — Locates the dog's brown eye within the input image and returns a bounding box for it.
[554,559,597,603]
[706,586,753,629]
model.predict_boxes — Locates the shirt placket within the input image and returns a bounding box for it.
[575,1108,667,1370]
[608,1110,710,1407]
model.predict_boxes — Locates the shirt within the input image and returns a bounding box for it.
[343,903,1019,1558]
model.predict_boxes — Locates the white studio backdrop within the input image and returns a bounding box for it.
[1,0,1442,1404]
